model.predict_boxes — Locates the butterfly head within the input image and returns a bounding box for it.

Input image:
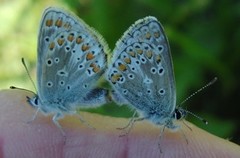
[173,107,187,120]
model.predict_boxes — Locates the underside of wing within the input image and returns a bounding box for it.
[37,7,109,106]
[108,16,176,115]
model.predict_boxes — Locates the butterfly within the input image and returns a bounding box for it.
[107,16,209,152]
[25,7,110,136]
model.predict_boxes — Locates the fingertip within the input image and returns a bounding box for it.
[1,89,240,158]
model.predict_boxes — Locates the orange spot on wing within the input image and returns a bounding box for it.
[145,32,151,39]
[63,22,71,29]
[49,42,55,50]
[128,51,136,57]
[156,54,161,64]
[90,63,100,73]
[124,58,131,64]
[136,49,143,55]
[46,19,53,27]
[118,63,127,71]
[57,39,64,46]
[55,19,63,27]
[111,74,122,84]
[76,36,83,44]
[67,34,74,42]
[146,50,153,59]
[154,31,160,38]
[82,44,90,52]
[86,52,95,60]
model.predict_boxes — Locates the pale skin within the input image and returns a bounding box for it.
[0,89,239,158]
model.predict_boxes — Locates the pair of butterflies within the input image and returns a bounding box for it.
[23,7,199,137]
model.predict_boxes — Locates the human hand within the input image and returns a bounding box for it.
[0,90,239,158]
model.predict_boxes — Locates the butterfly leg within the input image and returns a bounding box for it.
[183,120,192,131]
[27,107,40,124]
[179,120,191,144]
[180,127,188,144]
[117,110,138,130]
[77,112,96,130]
[52,113,66,138]
[158,125,166,153]
[119,116,144,137]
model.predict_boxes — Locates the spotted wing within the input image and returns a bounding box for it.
[107,16,176,117]
[37,7,109,108]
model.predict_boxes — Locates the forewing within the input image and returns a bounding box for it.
[37,7,108,105]
[107,16,176,114]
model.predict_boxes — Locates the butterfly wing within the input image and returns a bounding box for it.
[37,7,109,111]
[107,17,176,123]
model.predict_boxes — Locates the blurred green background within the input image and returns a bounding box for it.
[0,0,239,145]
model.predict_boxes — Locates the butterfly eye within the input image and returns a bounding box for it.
[174,109,185,120]
[33,97,39,105]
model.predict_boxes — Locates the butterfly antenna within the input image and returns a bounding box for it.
[21,58,37,92]
[179,77,217,107]
[178,77,217,125]
[10,86,35,94]
[10,58,37,93]
[185,109,208,125]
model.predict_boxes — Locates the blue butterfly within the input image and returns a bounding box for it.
[107,16,210,152]
[27,7,110,136]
